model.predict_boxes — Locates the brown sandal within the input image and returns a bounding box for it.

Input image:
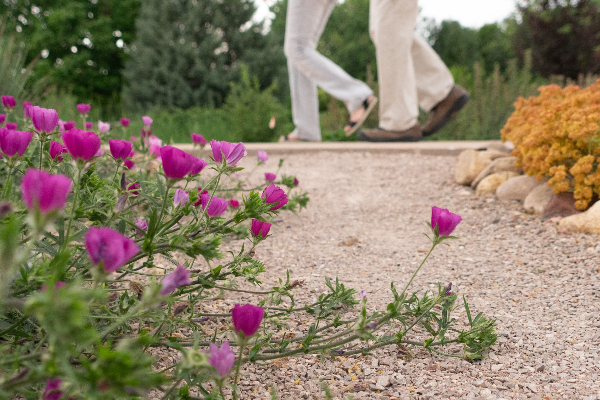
[345,96,378,137]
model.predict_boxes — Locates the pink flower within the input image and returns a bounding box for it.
[98,121,110,133]
[135,218,148,236]
[43,378,64,400]
[0,128,32,157]
[1,96,16,109]
[229,199,240,208]
[0,114,5,125]
[199,193,228,217]
[359,290,367,300]
[85,227,139,272]
[173,188,189,207]
[77,103,91,114]
[430,206,462,236]
[41,281,66,292]
[142,116,153,127]
[210,140,246,166]
[63,121,76,131]
[124,160,135,170]
[190,157,207,175]
[159,265,191,296]
[109,139,133,161]
[250,219,271,238]
[5,122,17,130]
[31,106,59,133]
[127,182,140,195]
[231,303,264,337]
[257,151,268,163]
[120,118,130,127]
[264,172,276,182]
[62,128,101,161]
[85,121,93,130]
[191,133,207,146]
[148,135,162,158]
[208,342,235,378]
[95,149,104,157]
[49,141,67,162]
[21,169,71,214]
[130,135,138,141]
[23,101,32,118]
[262,183,288,211]
[160,145,202,179]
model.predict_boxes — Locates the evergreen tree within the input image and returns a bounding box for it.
[123,0,275,111]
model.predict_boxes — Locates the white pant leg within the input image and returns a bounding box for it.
[285,0,373,140]
[370,0,454,131]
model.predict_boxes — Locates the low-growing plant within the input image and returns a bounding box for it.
[501,79,600,210]
[0,96,496,399]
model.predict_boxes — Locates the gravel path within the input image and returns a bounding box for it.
[157,151,600,399]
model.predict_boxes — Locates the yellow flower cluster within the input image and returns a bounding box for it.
[501,79,600,210]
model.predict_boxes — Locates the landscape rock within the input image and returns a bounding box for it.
[455,149,509,186]
[471,156,521,188]
[558,201,600,235]
[484,142,512,153]
[543,191,580,218]
[523,184,553,215]
[476,171,520,196]
[376,375,390,388]
[496,175,543,201]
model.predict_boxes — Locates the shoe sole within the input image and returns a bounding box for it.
[356,129,422,143]
[345,97,378,137]
[423,94,470,137]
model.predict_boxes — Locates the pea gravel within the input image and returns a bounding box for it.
[152,151,600,400]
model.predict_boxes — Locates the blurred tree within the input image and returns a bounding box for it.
[0,0,141,116]
[477,23,515,74]
[122,0,279,111]
[516,0,600,78]
[428,20,480,69]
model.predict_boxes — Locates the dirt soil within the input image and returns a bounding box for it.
[153,151,600,400]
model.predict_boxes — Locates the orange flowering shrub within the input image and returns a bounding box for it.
[501,79,600,210]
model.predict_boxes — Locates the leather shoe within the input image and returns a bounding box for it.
[357,124,422,142]
[422,85,470,136]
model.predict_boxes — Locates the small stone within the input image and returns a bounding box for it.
[476,171,520,196]
[471,156,520,188]
[455,149,508,186]
[496,175,543,201]
[559,201,600,235]
[491,364,504,372]
[523,184,553,215]
[371,358,379,368]
[376,375,390,388]
[480,388,492,397]
[536,365,545,372]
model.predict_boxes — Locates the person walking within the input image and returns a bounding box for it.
[280,0,377,142]
[358,0,469,142]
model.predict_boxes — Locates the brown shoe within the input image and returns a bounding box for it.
[357,124,422,142]
[422,85,470,136]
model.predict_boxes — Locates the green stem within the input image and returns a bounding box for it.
[232,336,247,400]
[399,243,436,299]
[0,315,28,337]
[62,165,83,251]
[38,134,45,170]
[2,164,14,199]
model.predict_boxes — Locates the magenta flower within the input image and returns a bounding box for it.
[1,96,16,109]
[191,133,207,146]
[127,182,140,195]
[257,151,268,163]
[41,281,66,292]
[160,145,201,179]
[85,227,139,272]
[5,122,17,130]
[21,169,71,214]
[229,199,240,208]
[63,121,75,131]
[430,206,462,236]
[231,303,264,337]
[135,218,148,236]
[159,265,191,296]
[173,189,189,207]
[31,106,59,134]
[95,149,104,157]
[62,129,101,161]
[264,172,276,182]
[208,342,236,378]
[250,219,271,238]
[98,121,110,133]
[193,188,208,207]
[77,103,91,115]
[262,183,288,211]
[130,135,138,141]
[142,116,153,127]
[43,378,64,400]
[210,140,246,166]
[293,177,299,186]
[0,114,5,125]
[120,118,130,127]
[444,282,454,297]
[190,157,207,175]
[124,160,135,170]
[0,128,32,158]
[359,290,367,300]
[109,139,133,161]
[23,101,32,118]
[84,121,93,130]
[200,193,228,217]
